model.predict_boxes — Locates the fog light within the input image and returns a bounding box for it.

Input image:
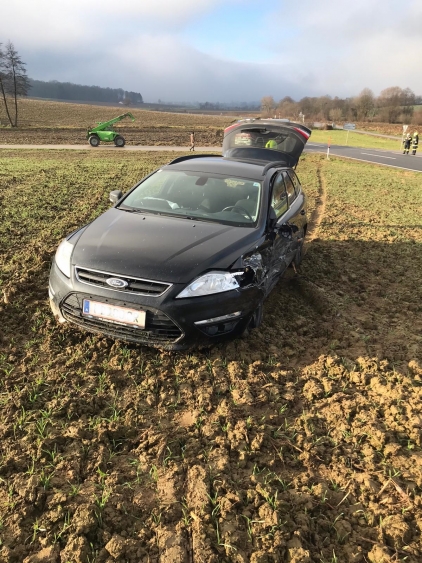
[195,312,243,337]
[194,311,242,326]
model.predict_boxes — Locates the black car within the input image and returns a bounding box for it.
[49,120,311,349]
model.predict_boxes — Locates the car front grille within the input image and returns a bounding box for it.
[61,293,183,344]
[75,267,171,296]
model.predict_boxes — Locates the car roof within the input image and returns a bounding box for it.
[163,155,289,181]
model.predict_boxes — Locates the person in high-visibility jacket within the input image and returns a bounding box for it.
[403,133,412,154]
[412,131,419,155]
[265,139,277,149]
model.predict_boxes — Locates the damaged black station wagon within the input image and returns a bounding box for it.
[49,120,311,349]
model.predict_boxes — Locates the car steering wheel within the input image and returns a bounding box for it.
[222,205,253,220]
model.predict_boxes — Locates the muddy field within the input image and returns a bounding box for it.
[352,123,410,137]
[328,123,402,137]
[0,99,412,149]
[0,99,232,147]
[0,150,422,563]
[0,99,234,129]
[0,127,223,147]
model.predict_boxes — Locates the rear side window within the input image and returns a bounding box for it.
[288,171,301,195]
[271,173,288,218]
[283,172,296,205]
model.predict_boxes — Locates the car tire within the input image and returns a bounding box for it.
[294,239,305,267]
[89,135,100,147]
[114,136,125,147]
[241,303,263,338]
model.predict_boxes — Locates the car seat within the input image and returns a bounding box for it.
[200,179,234,212]
[168,177,203,209]
[255,137,264,147]
[235,184,259,218]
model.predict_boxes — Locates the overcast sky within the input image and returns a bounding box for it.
[1,0,421,102]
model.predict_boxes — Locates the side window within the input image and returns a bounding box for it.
[283,172,296,206]
[288,170,301,195]
[271,173,288,218]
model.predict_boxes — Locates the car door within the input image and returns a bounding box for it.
[265,171,291,294]
[281,171,306,263]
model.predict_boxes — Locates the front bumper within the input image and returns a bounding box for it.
[49,260,263,350]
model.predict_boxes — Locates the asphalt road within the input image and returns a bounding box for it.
[305,142,422,173]
[1,142,422,173]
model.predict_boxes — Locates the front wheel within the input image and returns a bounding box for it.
[241,303,263,338]
[114,135,125,147]
[294,239,305,267]
[88,135,100,147]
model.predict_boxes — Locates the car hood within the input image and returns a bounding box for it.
[72,208,260,284]
[222,120,311,167]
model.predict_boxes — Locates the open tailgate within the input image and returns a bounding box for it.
[222,119,311,167]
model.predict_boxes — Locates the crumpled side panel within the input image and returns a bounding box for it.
[241,251,268,292]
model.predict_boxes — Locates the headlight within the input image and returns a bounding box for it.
[176,271,240,298]
[55,239,74,278]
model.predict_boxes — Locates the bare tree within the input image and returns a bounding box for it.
[0,43,13,126]
[376,86,416,123]
[329,108,343,122]
[279,96,295,105]
[277,97,298,119]
[261,96,275,117]
[401,87,415,120]
[0,41,30,127]
[377,87,404,123]
[355,88,375,121]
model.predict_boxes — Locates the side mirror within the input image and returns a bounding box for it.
[267,207,277,231]
[109,190,123,204]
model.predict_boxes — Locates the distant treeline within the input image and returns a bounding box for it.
[28,79,143,105]
[199,101,260,111]
[261,87,422,125]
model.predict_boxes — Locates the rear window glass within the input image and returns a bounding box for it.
[228,128,300,153]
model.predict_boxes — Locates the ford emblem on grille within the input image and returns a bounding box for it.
[106,277,128,289]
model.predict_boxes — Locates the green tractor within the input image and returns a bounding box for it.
[87,112,135,147]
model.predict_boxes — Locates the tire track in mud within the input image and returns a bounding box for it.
[291,161,339,334]
[306,161,327,243]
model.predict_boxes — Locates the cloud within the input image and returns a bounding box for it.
[88,0,222,20]
[1,0,421,101]
[25,34,307,102]
[266,0,422,96]
[0,0,237,48]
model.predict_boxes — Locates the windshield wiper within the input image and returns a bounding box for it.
[119,206,154,215]
[183,215,214,222]
[147,211,213,222]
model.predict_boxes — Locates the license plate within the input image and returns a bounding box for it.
[83,299,146,328]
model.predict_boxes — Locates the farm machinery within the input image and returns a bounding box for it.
[87,112,135,147]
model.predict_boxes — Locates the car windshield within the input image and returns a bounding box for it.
[119,170,262,226]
